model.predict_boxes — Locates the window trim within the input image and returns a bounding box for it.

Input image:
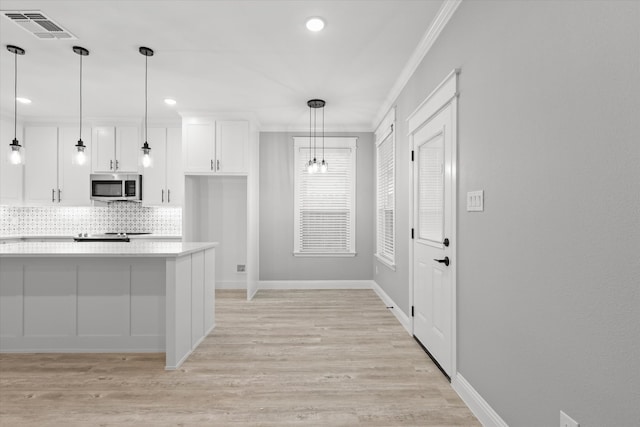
[375,109,396,268]
[292,136,358,257]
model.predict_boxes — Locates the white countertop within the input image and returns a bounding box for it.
[0,234,182,241]
[0,241,217,258]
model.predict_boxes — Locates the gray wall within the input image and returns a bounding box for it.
[259,132,374,280]
[374,1,640,425]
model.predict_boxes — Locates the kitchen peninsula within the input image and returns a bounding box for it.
[0,241,217,369]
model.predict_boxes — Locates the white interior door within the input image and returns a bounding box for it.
[412,104,454,377]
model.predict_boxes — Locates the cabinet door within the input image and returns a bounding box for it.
[216,120,248,174]
[116,126,140,172]
[93,126,116,172]
[184,123,214,173]
[166,127,183,206]
[24,126,59,205]
[142,128,167,206]
[58,126,92,206]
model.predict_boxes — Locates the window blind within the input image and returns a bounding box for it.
[293,137,357,255]
[376,131,395,264]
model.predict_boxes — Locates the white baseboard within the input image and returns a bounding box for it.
[452,374,508,427]
[258,280,374,290]
[217,280,247,289]
[371,281,412,336]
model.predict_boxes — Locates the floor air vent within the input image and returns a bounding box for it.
[2,10,76,39]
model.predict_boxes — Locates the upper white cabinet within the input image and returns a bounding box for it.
[24,125,92,206]
[142,127,182,206]
[183,120,248,174]
[93,126,139,173]
[217,121,248,173]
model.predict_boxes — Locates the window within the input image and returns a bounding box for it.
[293,137,357,256]
[375,110,395,267]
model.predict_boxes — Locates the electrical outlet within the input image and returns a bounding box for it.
[560,411,579,427]
[237,264,246,273]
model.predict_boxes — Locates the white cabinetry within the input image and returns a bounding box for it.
[93,126,139,173]
[143,127,182,206]
[24,126,91,206]
[183,120,248,174]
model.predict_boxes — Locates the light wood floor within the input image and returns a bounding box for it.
[0,289,480,426]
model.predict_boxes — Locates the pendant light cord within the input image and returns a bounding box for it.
[309,105,312,161]
[13,51,17,140]
[145,54,148,143]
[322,105,325,161]
[79,53,83,141]
[313,107,317,159]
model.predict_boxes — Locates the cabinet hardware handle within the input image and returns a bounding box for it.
[162,189,164,203]
[52,189,55,203]
[110,160,113,170]
[211,159,214,170]
[217,159,220,171]
[167,189,170,203]
[433,257,450,267]
[58,189,61,203]
[115,160,119,170]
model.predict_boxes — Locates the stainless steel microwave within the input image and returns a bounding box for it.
[90,174,142,202]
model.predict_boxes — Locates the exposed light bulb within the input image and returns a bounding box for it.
[307,160,314,174]
[9,148,22,165]
[312,159,319,173]
[320,160,328,173]
[142,152,151,168]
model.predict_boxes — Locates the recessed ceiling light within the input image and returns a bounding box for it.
[16,97,31,104]
[164,98,177,106]
[306,17,325,32]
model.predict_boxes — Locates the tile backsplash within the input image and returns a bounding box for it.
[0,203,182,236]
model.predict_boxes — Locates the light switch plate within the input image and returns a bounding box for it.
[560,411,579,427]
[467,190,484,212]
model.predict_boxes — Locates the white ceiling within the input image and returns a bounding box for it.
[0,0,443,131]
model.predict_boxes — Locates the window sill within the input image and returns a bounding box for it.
[293,252,357,258]
[375,254,396,271]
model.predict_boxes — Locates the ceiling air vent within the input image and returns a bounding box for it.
[2,10,76,39]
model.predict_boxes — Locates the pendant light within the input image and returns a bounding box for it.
[139,46,154,168]
[307,99,326,174]
[7,45,25,165]
[73,46,89,165]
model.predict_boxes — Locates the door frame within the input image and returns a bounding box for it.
[408,69,459,378]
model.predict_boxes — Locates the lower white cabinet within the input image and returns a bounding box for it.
[143,127,182,206]
[24,126,92,206]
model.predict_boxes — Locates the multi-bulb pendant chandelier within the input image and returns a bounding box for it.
[7,45,25,165]
[73,46,89,165]
[139,46,154,168]
[307,99,327,174]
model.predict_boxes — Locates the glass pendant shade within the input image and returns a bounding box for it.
[75,140,87,165]
[320,159,328,173]
[141,142,152,168]
[9,140,22,165]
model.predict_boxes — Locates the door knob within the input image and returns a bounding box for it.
[434,256,450,266]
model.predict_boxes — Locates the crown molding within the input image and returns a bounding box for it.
[372,0,462,129]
